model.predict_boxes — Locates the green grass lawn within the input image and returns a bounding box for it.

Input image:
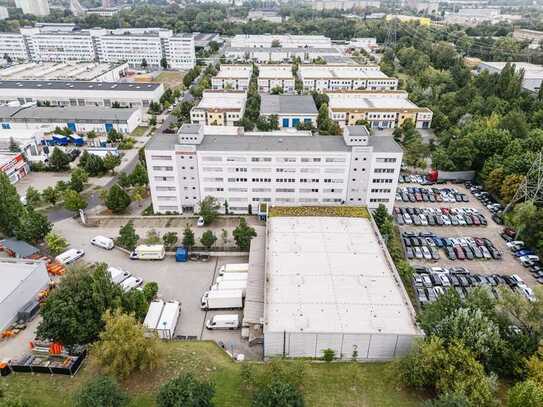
[1,341,426,406]
[130,126,149,138]
[153,71,185,90]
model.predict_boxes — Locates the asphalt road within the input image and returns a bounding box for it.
[47,148,142,223]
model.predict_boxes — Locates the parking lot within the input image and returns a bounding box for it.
[51,218,264,359]
[394,182,536,289]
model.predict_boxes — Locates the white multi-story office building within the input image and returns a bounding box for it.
[0,80,164,110]
[231,34,332,48]
[190,91,247,126]
[16,0,50,16]
[211,65,252,91]
[299,65,398,92]
[257,65,295,93]
[145,124,403,214]
[0,26,195,69]
[0,33,29,62]
[326,90,433,129]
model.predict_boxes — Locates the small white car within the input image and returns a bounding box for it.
[197,216,205,227]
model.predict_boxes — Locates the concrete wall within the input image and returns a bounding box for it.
[264,331,420,360]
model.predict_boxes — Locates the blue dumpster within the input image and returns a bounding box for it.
[175,247,188,262]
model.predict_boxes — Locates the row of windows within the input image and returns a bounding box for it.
[200,156,346,163]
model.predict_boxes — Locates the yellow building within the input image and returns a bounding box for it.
[190,91,247,126]
[386,14,432,26]
[326,90,433,129]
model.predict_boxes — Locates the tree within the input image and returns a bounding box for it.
[130,185,146,207]
[373,204,389,229]
[500,175,524,204]
[105,184,131,214]
[270,85,283,95]
[42,186,61,206]
[221,228,228,246]
[116,221,140,251]
[93,309,162,379]
[149,115,157,126]
[48,147,71,171]
[399,337,496,406]
[182,225,195,249]
[44,231,68,256]
[160,57,168,70]
[143,282,159,302]
[103,153,122,175]
[24,186,41,206]
[157,373,214,407]
[199,196,220,225]
[74,375,128,407]
[233,218,257,251]
[507,380,543,407]
[80,153,105,176]
[14,207,52,244]
[0,172,25,237]
[162,232,178,249]
[70,168,89,193]
[130,163,148,186]
[424,393,470,407]
[200,230,217,250]
[63,189,87,213]
[141,58,148,69]
[144,229,161,245]
[107,129,123,143]
[252,380,304,407]
[38,264,126,346]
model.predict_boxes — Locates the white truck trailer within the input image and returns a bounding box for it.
[201,289,243,310]
[143,300,165,333]
[215,272,248,284]
[211,280,247,296]
[218,263,249,276]
[156,301,180,340]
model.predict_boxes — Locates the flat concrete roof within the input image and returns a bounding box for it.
[0,260,46,303]
[300,65,389,79]
[326,92,424,111]
[225,47,340,54]
[196,91,247,110]
[0,80,160,92]
[0,105,138,121]
[215,65,252,79]
[0,62,126,81]
[265,216,420,335]
[260,95,318,115]
[257,65,294,79]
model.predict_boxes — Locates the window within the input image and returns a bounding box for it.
[371,188,392,193]
[374,168,395,174]
[375,157,397,163]
[151,155,172,160]
[370,198,390,203]
[202,156,222,162]
[152,166,173,171]
[276,188,295,193]
[325,157,346,163]
[301,157,321,163]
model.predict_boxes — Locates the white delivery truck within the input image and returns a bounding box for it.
[218,263,249,276]
[201,289,243,310]
[120,276,143,292]
[156,301,180,339]
[206,314,240,330]
[90,235,114,250]
[215,273,248,283]
[211,280,247,297]
[129,245,165,260]
[55,248,85,265]
[143,300,165,332]
[107,266,131,284]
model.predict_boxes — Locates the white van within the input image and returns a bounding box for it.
[90,235,114,250]
[107,266,131,284]
[120,276,143,292]
[205,314,240,330]
[55,248,85,265]
[129,245,165,260]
